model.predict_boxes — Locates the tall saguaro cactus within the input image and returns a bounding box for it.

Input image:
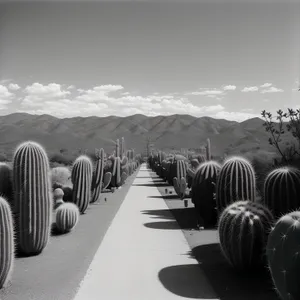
[91,148,105,203]
[71,155,93,214]
[13,141,52,256]
[120,137,125,158]
[206,138,211,161]
[116,139,120,158]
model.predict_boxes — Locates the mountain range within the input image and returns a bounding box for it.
[0,113,293,159]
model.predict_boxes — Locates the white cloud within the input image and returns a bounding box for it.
[67,85,75,90]
[187,90,224,96]
[260,83,272,88]
[260,86,284,93]
[241,86,259,92]
[214,111,260,122]
[24,83,70,98]
[8,83,20,91]
[0,85,15,106]
[223,85,236,91]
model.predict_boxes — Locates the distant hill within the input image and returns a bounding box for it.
[0,113,294,159]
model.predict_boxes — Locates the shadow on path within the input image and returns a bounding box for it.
[144,221,181,230]
[187,243,278,300]
[132,183,170,187]
[158,264,218,299]
[142,207,200,230]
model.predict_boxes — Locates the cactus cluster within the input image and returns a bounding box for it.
[0,136,141,290]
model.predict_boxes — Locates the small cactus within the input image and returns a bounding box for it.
[263,167,300,219]
[0,197,14,288]
[55,203,79,234]
[103,172,112,189]
[266,211,300,300]
[71,155,93,214]
[218,200,274,271]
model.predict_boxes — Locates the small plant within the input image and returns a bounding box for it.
[55,203,79,234]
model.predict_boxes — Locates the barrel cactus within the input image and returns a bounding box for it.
[90,148,104,203]
[13,141,52,256]
[192,161,221,227]
[55,202,79,234]
[263,167,300,219]
[266,211,300,299]
[219,200,274,271]
[216,156,256,214]
[0,197,14,288]
[71,155,93,214]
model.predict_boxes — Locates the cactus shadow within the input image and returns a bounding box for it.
[148,195,179,200]
[132,183,170,187]
[187,243,278,300]
[144,221,182,230]
[51,222,64,236]
[142,207,199,230]
[158,264,218,299]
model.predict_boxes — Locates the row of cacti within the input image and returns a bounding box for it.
[0,137,141,289]
[148,139,300,299]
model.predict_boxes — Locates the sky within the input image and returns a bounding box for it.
[0,0,299,121]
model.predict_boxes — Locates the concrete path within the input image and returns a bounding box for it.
[73,164,219,300]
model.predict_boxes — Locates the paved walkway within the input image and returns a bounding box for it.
[73,164,218,300]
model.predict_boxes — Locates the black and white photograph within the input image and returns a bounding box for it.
[0,0,299,299]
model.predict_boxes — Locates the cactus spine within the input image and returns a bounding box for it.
[55,202,79,234]
[216,156,256,214]
[0,197,14,288]
[71,155,93,214]
[91,148,104,203]
[263,167,300,219]
[13,141,52,255]
[266,211,300,300]
[192,161,221,226]
[218,200,274,271]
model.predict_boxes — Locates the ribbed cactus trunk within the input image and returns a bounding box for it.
[216,156,256,214]
[90,148,104,203]
[0,197,14,288]
[71,155,93,214]
[206,138,211,160]
[13,141,52,256]
[111,157,121,187]
[116,139,120,158]
[263,167,300,219]
[120,137,125,158]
